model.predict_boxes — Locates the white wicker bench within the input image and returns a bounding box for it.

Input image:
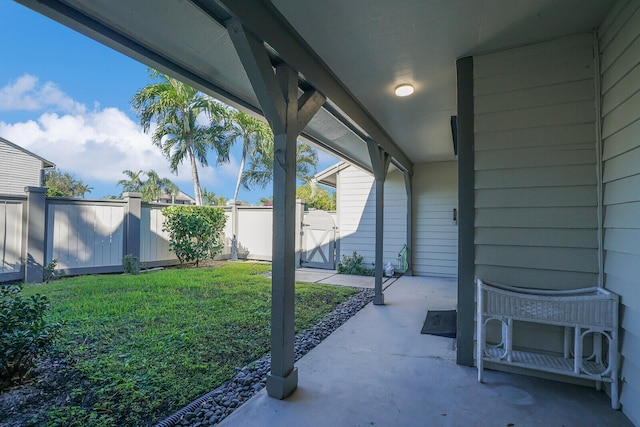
[476,279,620,410]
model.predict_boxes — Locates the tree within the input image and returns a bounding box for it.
[131,69,231,205]
[116,169,179,203]
[296,181,336,211]
[117,169,145,193]
[259,196,273,206]
[227,110,273,202]
[44,168,92,198]
[241,140,319,191]
[143,170,179,203]
[201,188,228,206]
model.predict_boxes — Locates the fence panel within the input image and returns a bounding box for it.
[0,197,25,281]
[140,205,177,264]
[46,200,126,270]
[236,207,273,260]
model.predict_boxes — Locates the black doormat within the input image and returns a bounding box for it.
[420,310,457,338]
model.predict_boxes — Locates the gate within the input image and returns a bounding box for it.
[301,210,336,269]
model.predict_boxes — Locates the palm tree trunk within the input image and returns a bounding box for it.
[233,150,247,203]
[187,139,203,206]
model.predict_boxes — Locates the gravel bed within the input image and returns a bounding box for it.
[154,287,374,427]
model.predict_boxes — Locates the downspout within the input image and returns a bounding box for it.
[593,30,604,288]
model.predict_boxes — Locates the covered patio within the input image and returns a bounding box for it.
[14,0,640,425]
[220,275,631,426]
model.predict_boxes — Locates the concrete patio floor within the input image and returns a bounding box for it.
[219,273,633,427]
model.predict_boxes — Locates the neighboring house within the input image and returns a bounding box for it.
[315,161,458,277]
[152,190,196,205]
[0,137,55,195]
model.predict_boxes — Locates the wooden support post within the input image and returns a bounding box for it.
[227,18,325,399]
[367,140,391,305]
[456,56,475,366]
[403,171,413,276]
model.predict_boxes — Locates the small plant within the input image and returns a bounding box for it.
[162,205,227,267]
[122,254,140,274]
[337,251,374,276]
[0,285,62,388]
[43,258,62,282]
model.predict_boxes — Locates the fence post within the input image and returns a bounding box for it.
[24,186,47,283]
[295,199,304,268]
[123,192,142,268]
[229,200,239,261]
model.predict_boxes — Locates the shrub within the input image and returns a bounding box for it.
[44,258,62,282]
[122,254,140,274]
[337,251,374,276]
[0,285,62,388]
[161,205,227,267]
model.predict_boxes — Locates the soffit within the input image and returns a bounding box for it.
[16,0,616,169]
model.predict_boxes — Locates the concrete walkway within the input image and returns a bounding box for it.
[294,267,396,289]
[219,273,632,427]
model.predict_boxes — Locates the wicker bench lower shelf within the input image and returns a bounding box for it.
[484,348,610,379]
[476,279,620,410]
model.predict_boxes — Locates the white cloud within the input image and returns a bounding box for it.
[0,91,229,197]
[0,75,86,114]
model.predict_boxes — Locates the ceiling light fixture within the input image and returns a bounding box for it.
[394,84,414,97]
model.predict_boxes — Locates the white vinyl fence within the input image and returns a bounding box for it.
[140,205,174,264]
[0,197,25,281]
[1,189,322,283]
[46,200,126,271]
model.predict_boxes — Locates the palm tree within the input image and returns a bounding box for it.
[117,169,145,193]
[241,141,319,190]
[201,188,228,206]
[143,170,179,202]
[131,69,231,205]
[72,182,93,199]
[228,110,273,202]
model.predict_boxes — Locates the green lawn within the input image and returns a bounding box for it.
[21,262,357,426]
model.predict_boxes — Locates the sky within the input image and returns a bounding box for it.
[0,1,338,203]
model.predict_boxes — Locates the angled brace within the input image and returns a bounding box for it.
[367,139,391,183]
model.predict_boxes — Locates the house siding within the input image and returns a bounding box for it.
[599,1,640,423]
[412,161,458,277]
[473,33,599,290]
[0,139,44,194]
[336,165,407,268]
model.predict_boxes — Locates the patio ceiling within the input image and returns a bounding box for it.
[16,0,615,173]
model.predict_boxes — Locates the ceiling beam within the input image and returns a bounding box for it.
[17,0,409,173]
[14,0,265,117]
[193,0,413,174]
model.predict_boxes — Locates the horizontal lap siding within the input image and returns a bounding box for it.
[337,166,376,263]
[473,33,599,291]
[0,141,43,194]
[412,161,458,277]
[336,166,407,267]
[600,1,640,423]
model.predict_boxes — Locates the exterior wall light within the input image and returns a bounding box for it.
[394,84,414,97]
